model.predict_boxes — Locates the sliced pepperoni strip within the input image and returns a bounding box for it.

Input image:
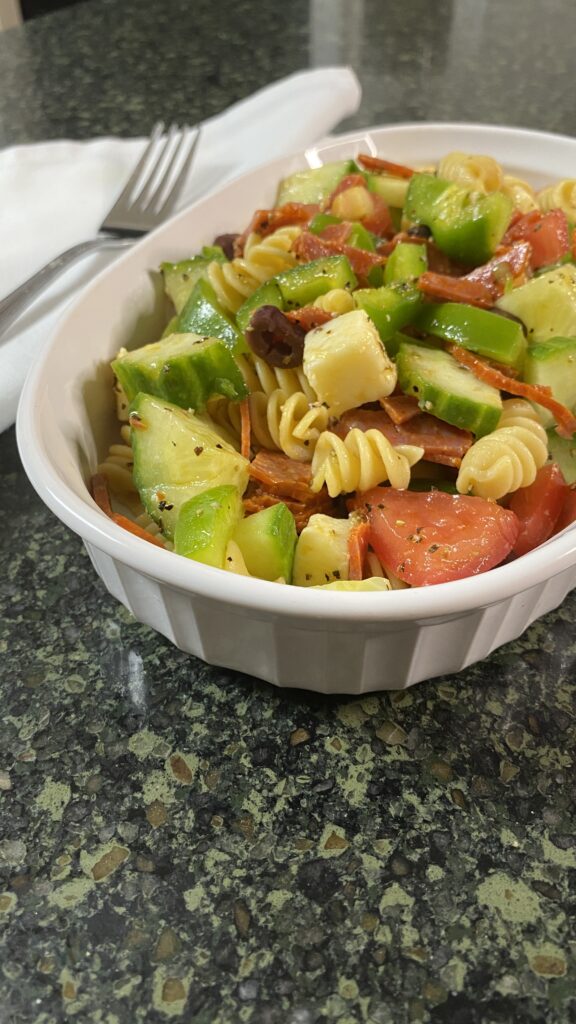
[91,472,114,518]
[336,408,473,468]
[417,271,495,308]
[239,397,251,461]
[249,450,324,504]
[243,484,336,532]
[91,473,165,548]
[466,241,532,293]
[348,518,370,580]
[378,394,422,425]
[112,513,166,548]
[447,343,576,438]
[285,305,336,332]
[237,202,318,250]
[356,153,416,179]
[293,230,386,280]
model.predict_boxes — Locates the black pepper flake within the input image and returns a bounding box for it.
[428,543,439,553]
[194,446,204,456]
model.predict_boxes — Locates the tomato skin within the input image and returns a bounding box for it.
[503,209,570,270]
[352,488,519,586]
[508,463,569,557]
[554,486,576,535]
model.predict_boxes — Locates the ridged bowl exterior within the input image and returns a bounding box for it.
[84,540,576,693]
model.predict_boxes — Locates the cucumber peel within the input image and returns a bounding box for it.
[232,502,297,583]
[174,485,244,569]
[130,393,249,540]
[396,339,502,436]
[113,333,248,411]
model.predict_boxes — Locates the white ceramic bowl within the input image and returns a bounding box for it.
[17,123,576,694]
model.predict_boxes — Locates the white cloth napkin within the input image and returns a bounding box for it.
[0,66,361,434]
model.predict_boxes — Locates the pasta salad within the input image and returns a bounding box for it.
[92,148,576,590]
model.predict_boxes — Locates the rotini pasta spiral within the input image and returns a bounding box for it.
[312,288,356,315]
[199,396,243,448]
[310,428,424,497]
[206,225,302,314]
[456,399,548,499]
[537,179,576,221]
[97,424,137,498]
[364,549,409,589]
[236,352,317,403]
[436,152,504,193]
[266,391,329,462]
[501,175,539,213]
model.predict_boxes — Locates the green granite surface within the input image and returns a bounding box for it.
[1,0,576,1021]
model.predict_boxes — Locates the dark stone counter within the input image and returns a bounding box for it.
[1,1,575,1021]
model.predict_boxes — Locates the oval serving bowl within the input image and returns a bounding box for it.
[16,123,576,694]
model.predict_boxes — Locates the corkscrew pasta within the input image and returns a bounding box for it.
[537,179,576,221]
[206,225,302,313]
[310,429,424,497]
[456,400,549,499]
[436,152,504,193]
[266,391,330,462]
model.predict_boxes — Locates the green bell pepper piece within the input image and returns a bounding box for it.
[308,212,342,234]
[161,245,227,314]
[384,241,427,285]
[354,283,422,344]
[416,301,527,369]
[236,279,284,334]
[275,255,357,308]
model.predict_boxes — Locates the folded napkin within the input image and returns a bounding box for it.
[0,66,361,434]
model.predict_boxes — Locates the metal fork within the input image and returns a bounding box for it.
[0,121,201,337]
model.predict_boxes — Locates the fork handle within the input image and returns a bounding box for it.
[0,235,133,337]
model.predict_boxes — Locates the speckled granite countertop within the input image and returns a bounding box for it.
[1,1,576,1021]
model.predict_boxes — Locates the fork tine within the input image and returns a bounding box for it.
[152,126,202,217]
[138,124,200,215]
[135,122,180,210]
[108,121,165,212]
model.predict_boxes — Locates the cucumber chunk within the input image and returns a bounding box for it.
[404,173,512,265]
[365,171,410,210]
[176,278,242,352]
[354,283,422,344]
[415,302,527,369]
[161,245,227,314]
[113,333,248,411]
[232,502,297,582]
[130,394,249,540]
[292,514,352,587]
[496,264,576,342]
[396,340,502,436]
[275,160,357,206]
[174,485,243,569]
[524,336,576,427]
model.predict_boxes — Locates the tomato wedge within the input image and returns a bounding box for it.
[351,488,519,586]
[553,486,576,535]
[502,209,570,270]
[508,463,569,556]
